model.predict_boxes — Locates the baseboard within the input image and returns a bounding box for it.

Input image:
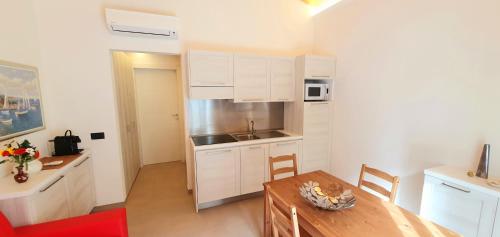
[91,202,126,213]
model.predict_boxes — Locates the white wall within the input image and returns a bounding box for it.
[313,0,500,212]
[32,0,313,205]
[0,0,51,162]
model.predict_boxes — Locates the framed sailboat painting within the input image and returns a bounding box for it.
[0,60,45,141]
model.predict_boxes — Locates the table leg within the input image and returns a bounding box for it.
[264,185,271,237]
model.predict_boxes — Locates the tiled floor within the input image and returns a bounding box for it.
[125,162,263,237]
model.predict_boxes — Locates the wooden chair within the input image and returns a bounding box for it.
[269,154,298,182]
[358,164,400,203]
[267,190,300,237]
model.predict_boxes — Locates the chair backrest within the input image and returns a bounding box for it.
[358,164,400,203]
[269,154,298,182]
[0,212,15,237]
[267,190,300,237]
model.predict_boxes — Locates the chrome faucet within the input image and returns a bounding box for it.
[250,120,256,135]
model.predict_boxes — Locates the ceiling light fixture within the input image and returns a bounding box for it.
[306,0,343,16]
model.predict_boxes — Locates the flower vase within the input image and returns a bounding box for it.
[14,166,29,183]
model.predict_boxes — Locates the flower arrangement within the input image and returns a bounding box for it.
[0,140,40,183]
[0,140,40,167]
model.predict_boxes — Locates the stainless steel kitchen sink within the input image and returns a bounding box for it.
[230,130,288,141]
[255,130,288,139]
[231,133,261,141]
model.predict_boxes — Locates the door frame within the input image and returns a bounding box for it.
[132,62,185,166]
[110,50,191,198]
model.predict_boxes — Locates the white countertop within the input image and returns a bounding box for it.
[425,165,500,198]
[191,131,303,151]
[0,151,91,200]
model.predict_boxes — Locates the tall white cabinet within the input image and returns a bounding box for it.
[285,55,335,173]
[421,166,500,237]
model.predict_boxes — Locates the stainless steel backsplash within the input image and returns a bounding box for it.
[189,100,284,136]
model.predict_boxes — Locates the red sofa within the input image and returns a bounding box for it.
[0,208,128,237]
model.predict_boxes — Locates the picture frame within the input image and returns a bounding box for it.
[0,60,45,141]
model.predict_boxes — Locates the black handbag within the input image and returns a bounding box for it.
[53,130,82,156]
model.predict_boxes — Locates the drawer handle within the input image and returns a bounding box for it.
[276,142,296,146]
[40,176,64,193]
[249,146,262,150]
[441,182,471,193]
[310,102,329,105]
[74,157,90,168]
[206,149,232,155]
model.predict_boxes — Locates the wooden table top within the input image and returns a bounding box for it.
[264,171,460,237]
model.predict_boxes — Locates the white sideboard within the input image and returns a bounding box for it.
[421,166,500,237]
[0,151,96,227]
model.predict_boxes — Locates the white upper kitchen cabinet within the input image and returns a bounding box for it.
[195,148,240,204]
[270,57,295,102]
[421,167,499,237]
[302,102,331,173]
[240,144,268,194]
[300,55,335,80]
[233,55,270,102]
[188,50,234,87]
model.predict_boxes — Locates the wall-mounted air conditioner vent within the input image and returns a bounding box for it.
[105,9,179,39]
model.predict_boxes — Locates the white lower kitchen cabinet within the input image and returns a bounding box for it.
[195,148,241,204]
[0,152,96,227]
[421,166,500,237]
[240,144,268,194]
[193,136,303,211]
[268,140,302,181]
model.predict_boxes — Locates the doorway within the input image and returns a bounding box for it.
[135,68,182,164]
[112,51,186,195]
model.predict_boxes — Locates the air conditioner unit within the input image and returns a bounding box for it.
[105,9,179,39]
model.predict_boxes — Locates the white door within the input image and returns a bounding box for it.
[420,175,498,237]
[234,55,270,102]
[135,69,182,165]
[270,57,295,102]
[240,144,268,194]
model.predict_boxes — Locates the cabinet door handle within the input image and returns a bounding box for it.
[248,146,262,150]
[310,102,329,105]
[40,176,64,193]
[241,98,264,102]
[276,142,296,147]
[311,75,330,78]
[441,182,471,193]
[74,157,90,168]
[206,149,232,155]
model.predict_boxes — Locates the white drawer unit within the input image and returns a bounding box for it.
[269,140,301,180]
[302,102,331,173]
[0,152,96,227]
[303,55,335,80]
[30,175,70,224]
[240,144,268,194]
[233,55,270,102]
[421,167,500,237]
[270,57,295,102]
[196,148,241,204]
[65,156,96,217]
[188,50,233,87]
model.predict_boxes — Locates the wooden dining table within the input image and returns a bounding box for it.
[263,171,460,237]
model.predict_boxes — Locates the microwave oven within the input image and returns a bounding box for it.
[304,83,329,101]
